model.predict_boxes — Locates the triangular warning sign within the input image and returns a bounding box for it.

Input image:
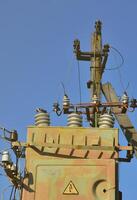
[63,181,79,195]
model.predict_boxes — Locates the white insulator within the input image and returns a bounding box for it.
[121,93,129,104]
[63,94,70,107]
[92,94,99,103]
[35,111,50,127]
[67,113,82,127]
[11,164,16,171]
[98,113,115,128]
[2,151,11,163]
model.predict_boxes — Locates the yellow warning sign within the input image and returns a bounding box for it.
[63,181,79,195]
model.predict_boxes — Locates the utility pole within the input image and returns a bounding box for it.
[91,21,102,101]
[73,20,109,126]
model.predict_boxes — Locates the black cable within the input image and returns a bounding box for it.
[13,187,17,199]
[1,185,12,200]
[0,135,11,143]
[16,156,19,173]
[77,60,82,104]
[0,148,12,155]
[9,185,14,200]
[0,126,11,134]
[107,83,112,103]
[125,82,130,92]
[106,46,124,70]
[0,173,7,177]
[61,82,66,95]
[118,68,125,92]
[117,68,130,93]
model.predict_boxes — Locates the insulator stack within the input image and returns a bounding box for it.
[10,130,18,142]
[35,109,50,127]
[67,113,82,127]
[121,93,129,104]
[98,113,115,128]
[11,164,17,175]
[2,151,11,163]
[53,102,60,112]
[92,94,99,103]
[63,94,70,107]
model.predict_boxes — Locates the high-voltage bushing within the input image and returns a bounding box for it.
[98,113,115,128]
[63,94,70,108]
[67,112,82,127]
[35,108,50,127]
[121,92,129,104]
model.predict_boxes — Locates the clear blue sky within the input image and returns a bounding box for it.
[0,1,137,199]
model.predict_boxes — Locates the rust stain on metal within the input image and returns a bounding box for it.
[21,127,119,200]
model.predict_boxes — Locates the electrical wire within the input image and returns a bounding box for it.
[1,185,12,200]
[16,157,19,176]
[0,147,12,154]
[106,46,132,105]
[0,126,11,133]
[128,82,134,99]
[61,82,66,95]
[107,83,112,104]
[77,60,82,104]
[0,135,11,143]
[118,68,126,92]
[0,173,7,177]
[13,187,17,199]
[93,37,97,96]
[0,125,13,143]
[105,46,124,70]
[117,68,130,93]
[54,55,75,103]
[9,185,14,200]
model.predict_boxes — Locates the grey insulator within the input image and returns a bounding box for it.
[2,151,11,163]
[98,113,115,128]
[35,110,50,127]
[121,93,129,104]
[63,94,70,107]
[67,113,82,127]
